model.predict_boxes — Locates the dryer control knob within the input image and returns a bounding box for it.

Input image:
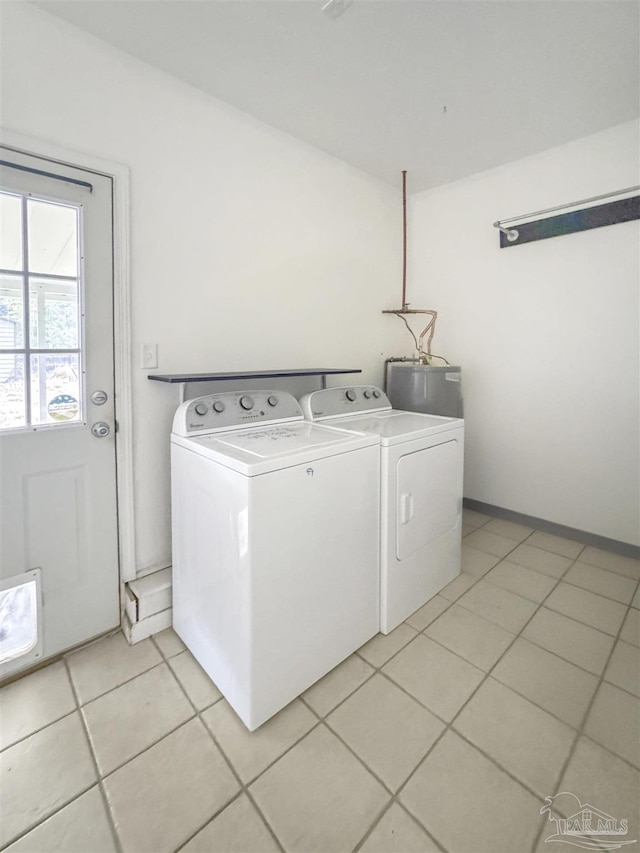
[345,389,357,402]
[239,396,254,411]
[213,401,225,413]
[372,389,381,398]
[194,402,208,416]
[267,396,278,407]
[363,390,371,399]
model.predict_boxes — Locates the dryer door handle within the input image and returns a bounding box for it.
[399,492,414,524]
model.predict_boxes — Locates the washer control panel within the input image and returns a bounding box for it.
[299,386,391,420]
[173,391,303,436]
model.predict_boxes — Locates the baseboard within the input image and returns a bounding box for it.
[463,498,640,560]
[122,566,173,644]
[122,609,172,644]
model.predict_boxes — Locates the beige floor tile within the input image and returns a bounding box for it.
[559,736,640,843]
[66,631,162,704]
[522,607,614,675]
[580,547,640,580]
[525,530,585,560]
[439,571,477,602]
[424,604,514,671]
[545,583,627,636]
[492,638,599,728]
[584,682,640,767]
[462,508,492,528]
[462,522,476,537]
[507,544,573,578]
[483,518,534,542]
[534,815,560,852]
[82,663,194,775]
[104,719,239,853]
[564,561,637,604]
[326,674,444,791]
[382,634,484,722]
[400,731,541,853]
[249,725,389,853]
[461,544,501,578]
[633,586,640,609]
[485,560,558,603]
[357,623,418,668]
[456,579,538,634]
[0,661,76,750]
[302,654,374,717]
[202,698,316,784]
[360,803,440,853]
[0,712,96,848]
[605,640,640,696]
[405,595,450,631]
[179,794,279,852]
[153,627,186,658]
[454,678,575,798]
[168,650,223,710]
[463,529,517,558]
[621,607,640,647]
[3,786,116,853]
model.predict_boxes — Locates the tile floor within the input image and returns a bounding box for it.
[1,510,639,853]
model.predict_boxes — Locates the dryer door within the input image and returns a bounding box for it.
[396,439,460,560]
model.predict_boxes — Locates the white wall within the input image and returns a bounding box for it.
[0,3,407,575]
[409,121,640,545]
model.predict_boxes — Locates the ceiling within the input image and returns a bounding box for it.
[34,0,640,192]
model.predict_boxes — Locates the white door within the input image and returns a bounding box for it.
[396,439,460,560]
[0,148,120,678]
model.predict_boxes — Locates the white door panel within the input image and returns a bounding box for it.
[396,439,460,560]
[0,149,119,677]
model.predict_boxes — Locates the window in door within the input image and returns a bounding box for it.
[0,190,84,432]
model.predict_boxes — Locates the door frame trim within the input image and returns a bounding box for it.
[0,128,136,585]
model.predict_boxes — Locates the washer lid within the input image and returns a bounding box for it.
[324,411,463,445]
[171,421,378,475]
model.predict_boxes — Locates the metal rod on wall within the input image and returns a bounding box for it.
[495,185,640,229]
[493,185,640,248]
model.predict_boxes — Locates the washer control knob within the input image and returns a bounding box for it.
[372,389,381,398]
[345,389,357,402]
[239,395,254,411]
[267,395,278,407]
[363,390,371,399]
[194,402,207,416]
[212,401,225,413]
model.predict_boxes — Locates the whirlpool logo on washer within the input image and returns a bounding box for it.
[306,467,314,477]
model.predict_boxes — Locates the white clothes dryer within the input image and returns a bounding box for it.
[299,386,464,634]
[171,390,380,730]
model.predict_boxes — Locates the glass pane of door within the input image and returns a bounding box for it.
[0,274,24,346]
[0,353,25,429]
[29,278,79,349]
[30,353,81,425]
[0,192,23,270]
[27,198,78,277]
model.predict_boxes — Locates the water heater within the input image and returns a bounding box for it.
[386,363,463,418]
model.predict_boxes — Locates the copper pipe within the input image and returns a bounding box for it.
[402,170,408,310]
[383,169,441,360]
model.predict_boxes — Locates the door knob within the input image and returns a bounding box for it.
[91,421,110,438]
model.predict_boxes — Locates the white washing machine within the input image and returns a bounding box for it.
[171,390,380,730]
[299,386,464,634]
